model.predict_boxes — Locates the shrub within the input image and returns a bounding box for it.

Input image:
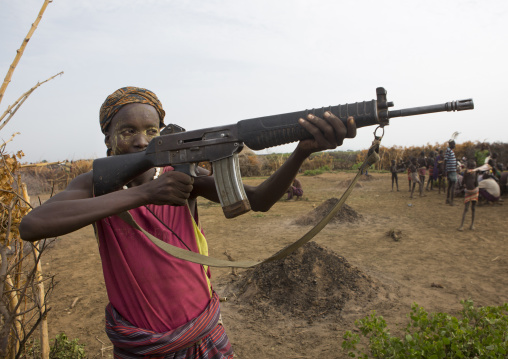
[342,300,508,358]
[19,159,93,195]
[28,333,86,358]
[303,165,331,176]
[50,333,86,359]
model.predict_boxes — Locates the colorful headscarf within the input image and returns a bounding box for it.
[99,87,166,133]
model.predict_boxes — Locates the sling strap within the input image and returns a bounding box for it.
[117,139,381,268]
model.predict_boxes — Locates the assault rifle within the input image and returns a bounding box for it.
[93,87,473,218]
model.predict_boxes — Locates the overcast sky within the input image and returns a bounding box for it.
[1,0,507,163]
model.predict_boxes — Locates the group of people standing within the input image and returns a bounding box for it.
[389,141,505,230]
[389,143,454,200]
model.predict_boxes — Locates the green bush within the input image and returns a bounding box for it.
[303,165,331,176]
[50,333,86,358]
[28,333,86,358]
[342,300,508,358]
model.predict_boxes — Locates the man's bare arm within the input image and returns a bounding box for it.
[20,170,194,242]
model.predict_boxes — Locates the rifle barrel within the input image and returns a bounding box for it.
[388,99,474,119]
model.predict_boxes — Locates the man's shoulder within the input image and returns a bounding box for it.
[70,171,93,185]
[63,171,93,195]
[42,171,93,204]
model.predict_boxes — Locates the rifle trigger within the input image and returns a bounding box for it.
[172,164,198,177]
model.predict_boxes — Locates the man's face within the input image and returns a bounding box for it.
[105,103,160,155]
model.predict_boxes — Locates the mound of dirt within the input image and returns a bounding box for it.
[360,173,375,181]
[221,242,376,321]
[337,173,376,188]
[337,179,363,188]
[293,198,363,226]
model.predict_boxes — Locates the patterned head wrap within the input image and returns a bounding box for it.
[99,87,165,133]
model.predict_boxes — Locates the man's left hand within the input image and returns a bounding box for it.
[296,112,356,156]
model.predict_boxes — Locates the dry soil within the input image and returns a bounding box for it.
[33,172,508,358]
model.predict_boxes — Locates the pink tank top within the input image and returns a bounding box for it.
[95,200,212,333]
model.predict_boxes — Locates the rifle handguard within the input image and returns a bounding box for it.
[212,154,251,218]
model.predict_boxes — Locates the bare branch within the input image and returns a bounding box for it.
[0,95,30,132]
[0,0,53,106]
[0,71,64,132]
[20,161,62,168]
[0,132,20,150]
[0,201,16,286]
[14,307,52,359]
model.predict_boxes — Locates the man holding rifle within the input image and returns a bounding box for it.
[20,86,356,358]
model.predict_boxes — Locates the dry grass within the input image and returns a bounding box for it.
[19,160,92,195]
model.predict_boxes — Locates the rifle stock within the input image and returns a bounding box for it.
[93,87,474,218]
[93,151,156,196]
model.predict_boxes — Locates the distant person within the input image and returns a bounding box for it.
[409,157,420,199]
[406,158,413,192]
[390,159,400,191]
[445,140,458,205]
[417,151,426,196]
[455,172,465,198]
[287,177,303,200]
[435,149,446,194]
[487,153,501,179]
[479,172,501,204]
[426,151,435,191]
[458,156,467,175]
[499,164,508,195]
[458,160,479,231]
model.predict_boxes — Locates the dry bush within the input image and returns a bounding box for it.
[261,153,289,175]
[193,147,265,177]
[19,159,92,195]
[70,159,93,176]
[238,147,264,177]
[489,142,508,165]
[1,150,30,242]
[301,152,334,171]
[328,151,360,170]
[0,147,55,358]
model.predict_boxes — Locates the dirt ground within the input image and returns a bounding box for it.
[33,172,508,358]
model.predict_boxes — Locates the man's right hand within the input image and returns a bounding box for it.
[139,170,194,206]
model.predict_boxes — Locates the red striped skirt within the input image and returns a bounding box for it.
[105,291,233,359]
